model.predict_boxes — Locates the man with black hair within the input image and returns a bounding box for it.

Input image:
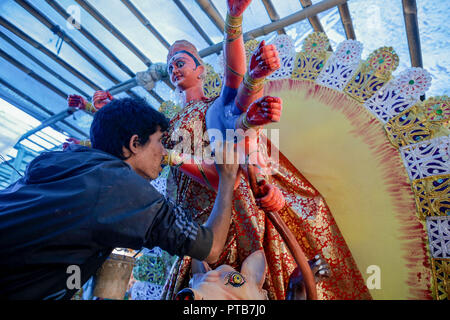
[0,97,239,300]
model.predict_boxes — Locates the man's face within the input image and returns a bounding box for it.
[130,129,167,180]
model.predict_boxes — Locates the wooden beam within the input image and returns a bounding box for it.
[402,0,423,68]
[195,0,225,33]
[337,2,356,39]
[262,0,286,35]
[199,0,346,57]
[120,0,170,49]
[173,0,214,46]
[0,29,90,98]
[299,0,325,32]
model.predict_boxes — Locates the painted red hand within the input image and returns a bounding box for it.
[246,96,282,126]
[93,90,113,110]
[227,0,252,17]
[255,180,286,212]
[249,40,280,80]
[67,94,88,110]
[62,137,80,151]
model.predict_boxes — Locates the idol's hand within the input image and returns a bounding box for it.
[249,40,280,80]
[227,0,252,17]
[247,96,282,125]
[242,96,282,128]
[255,180,286,212]
[93,90,113,110]
[67,94,88,110]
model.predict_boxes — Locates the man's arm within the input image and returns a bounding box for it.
[202,149,238,264]
[90,144,238,263]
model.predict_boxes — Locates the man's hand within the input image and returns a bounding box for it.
[249,40,280,80]
[214,140,240,182]
[245,96,282,127]
[227,0,252,17]
[93,90,113,110]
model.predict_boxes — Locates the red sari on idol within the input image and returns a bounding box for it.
[161,98,372,300]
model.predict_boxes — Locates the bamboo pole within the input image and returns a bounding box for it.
[337,2,356,39]
[262,0,286,35]
[299,0,325,32]
[198,0,346,57]
[195,0,225,33]
[11,2,151,100]
[402,0,423,68]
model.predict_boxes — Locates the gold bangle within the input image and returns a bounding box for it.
[242,113,256,129]
[226,13,242,27]
[238,113,255,130]
[80,139,91,148]
[243,73,264,93]
[84,102,96,114]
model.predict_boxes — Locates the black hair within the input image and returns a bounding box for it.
[90,97,169,159]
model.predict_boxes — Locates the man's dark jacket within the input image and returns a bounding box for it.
[0,145,212,300]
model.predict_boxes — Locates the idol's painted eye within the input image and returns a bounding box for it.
[168,65,173,73]
[176,61,185,68]
[225,272,246,287]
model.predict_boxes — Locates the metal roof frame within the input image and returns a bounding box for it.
[0,0,429,189]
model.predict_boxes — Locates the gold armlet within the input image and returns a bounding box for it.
[226,64,245,78]
[225,13,242,38]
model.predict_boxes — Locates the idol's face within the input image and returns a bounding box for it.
[167,52,203,90]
